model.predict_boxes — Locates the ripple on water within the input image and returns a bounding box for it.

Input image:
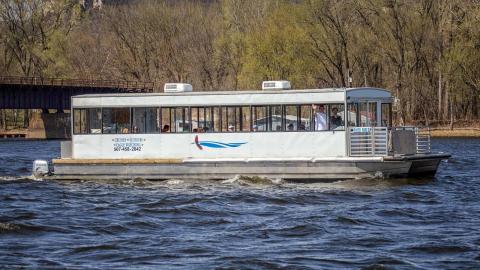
[70,244,118,254]
[0,222,67,235]
[264,223,326,238]
[407,243,474,254]
[0,138,479,269]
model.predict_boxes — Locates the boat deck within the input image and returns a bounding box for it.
[49,154,450,181]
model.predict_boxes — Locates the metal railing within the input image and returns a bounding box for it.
[0,76,154,92]
[415,127,431,154]
[348,127,389,157]
[390,126,432,155]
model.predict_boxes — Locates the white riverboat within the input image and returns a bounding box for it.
[34,81,450,181]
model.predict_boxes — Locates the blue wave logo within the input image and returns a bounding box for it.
[194,135,246,150]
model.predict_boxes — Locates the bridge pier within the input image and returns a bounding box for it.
[27,112,71,139]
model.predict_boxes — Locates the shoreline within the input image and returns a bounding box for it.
[430,128,480,138]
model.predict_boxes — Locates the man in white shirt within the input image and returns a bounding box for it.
[313,104,327,130]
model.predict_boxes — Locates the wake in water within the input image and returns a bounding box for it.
[221,175,283,186]
[0,173,430,192]
[0,175,41,182]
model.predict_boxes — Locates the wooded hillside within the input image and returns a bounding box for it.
[1,0,479,125]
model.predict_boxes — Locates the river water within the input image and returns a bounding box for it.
[0,138,478,269]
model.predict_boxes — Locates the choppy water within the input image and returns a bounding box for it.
[0,138,479,269]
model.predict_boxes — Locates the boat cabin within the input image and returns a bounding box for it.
[67,85,408,160]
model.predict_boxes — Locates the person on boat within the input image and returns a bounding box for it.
[330,107,343,129]
[228,125,235,132]
[161,125,170,132]
[312,104,327,130]
[287,123,294,131]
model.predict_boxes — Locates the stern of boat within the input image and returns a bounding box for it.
[347,126,450,177]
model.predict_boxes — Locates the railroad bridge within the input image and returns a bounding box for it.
[0,76,154,139]
[0,76,154,110]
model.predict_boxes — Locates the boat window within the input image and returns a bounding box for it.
[73,108,87,134]
[270,105,283,131]
[102,108,131,134]
[230,107,240,132]
[218,106,243,132]
[284,105,299,131]
[347,103,358,127]
[175,107,190,133]
[191,107,201,132]
[313,104,329,131]
[381,103,392,127]
[359,102,368,126]
[231,107,242,132]
[160,107,173,132]
[88,108,102,134]
[368,102,378,127]
[220,107,228,132]
[252,106,268,131]
[240,106,251,132]
[359,102,377,127]
[299,105,312,131]
[220,107,231,132]
[213,107,221,132]
[329,104,345,130]
[191,107,214,133]
[132,107,159,134]
[204,107,214,133]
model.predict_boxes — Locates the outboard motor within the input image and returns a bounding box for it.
[32,160,49,179]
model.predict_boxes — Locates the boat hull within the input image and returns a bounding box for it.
[48,154,449,181]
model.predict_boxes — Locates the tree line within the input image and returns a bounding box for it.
[1,0,479,128]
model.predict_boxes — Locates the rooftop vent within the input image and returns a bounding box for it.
[164,83,193,93]
[262,80,291,90]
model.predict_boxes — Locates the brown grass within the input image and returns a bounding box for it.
[430,128,480,138]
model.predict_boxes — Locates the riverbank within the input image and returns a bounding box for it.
[430,128,480,138]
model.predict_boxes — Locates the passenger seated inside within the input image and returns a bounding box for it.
[287,123,294,131]
[228,125,234,132]
[161,125,170,132]
[330,107,343,129]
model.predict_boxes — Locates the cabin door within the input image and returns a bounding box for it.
[358,101,379,127]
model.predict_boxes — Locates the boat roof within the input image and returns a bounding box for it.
[72,87,392,107]
[74,87,387,98]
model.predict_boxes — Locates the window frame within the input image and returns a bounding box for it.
[132,107,160,134]
[72,103,350,135]
[381,103,393,127]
